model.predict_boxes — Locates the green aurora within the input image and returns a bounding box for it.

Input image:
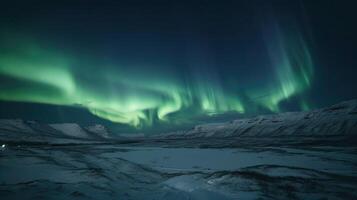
[0,24,314,128]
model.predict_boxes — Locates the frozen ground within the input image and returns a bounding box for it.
[1,140,357,200]
[1,100,357,199]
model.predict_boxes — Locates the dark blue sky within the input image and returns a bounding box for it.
[0,0,356,133]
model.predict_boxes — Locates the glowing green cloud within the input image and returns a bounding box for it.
[0,24,314,128]
[0,41,246,127]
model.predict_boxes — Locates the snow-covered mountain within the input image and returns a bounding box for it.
[84,124,111,139]
[0,119,111,142]
[50,123,91,139]
[1,100,357,142]
[162,99,357,138]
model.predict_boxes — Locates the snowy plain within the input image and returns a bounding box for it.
[1,100,357,199]
[1,143,357,200]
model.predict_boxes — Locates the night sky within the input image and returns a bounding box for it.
[0,0,356,133]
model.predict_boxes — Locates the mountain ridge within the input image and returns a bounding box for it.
[159,99,357,138]
[0,99,356,142]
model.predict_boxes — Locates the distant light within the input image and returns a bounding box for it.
[1,144,5,148]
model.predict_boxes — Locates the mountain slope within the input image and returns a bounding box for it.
[162,100,357,138]
[0,120,111,142]
[50,123,91,139]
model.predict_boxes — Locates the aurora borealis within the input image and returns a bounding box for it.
[0,25,313,128]
[0,0,356,132]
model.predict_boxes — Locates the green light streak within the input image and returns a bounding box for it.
[248,25,313,112]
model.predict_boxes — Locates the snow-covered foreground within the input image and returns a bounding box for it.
[1,142,357,200]
[1,100,357,199]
